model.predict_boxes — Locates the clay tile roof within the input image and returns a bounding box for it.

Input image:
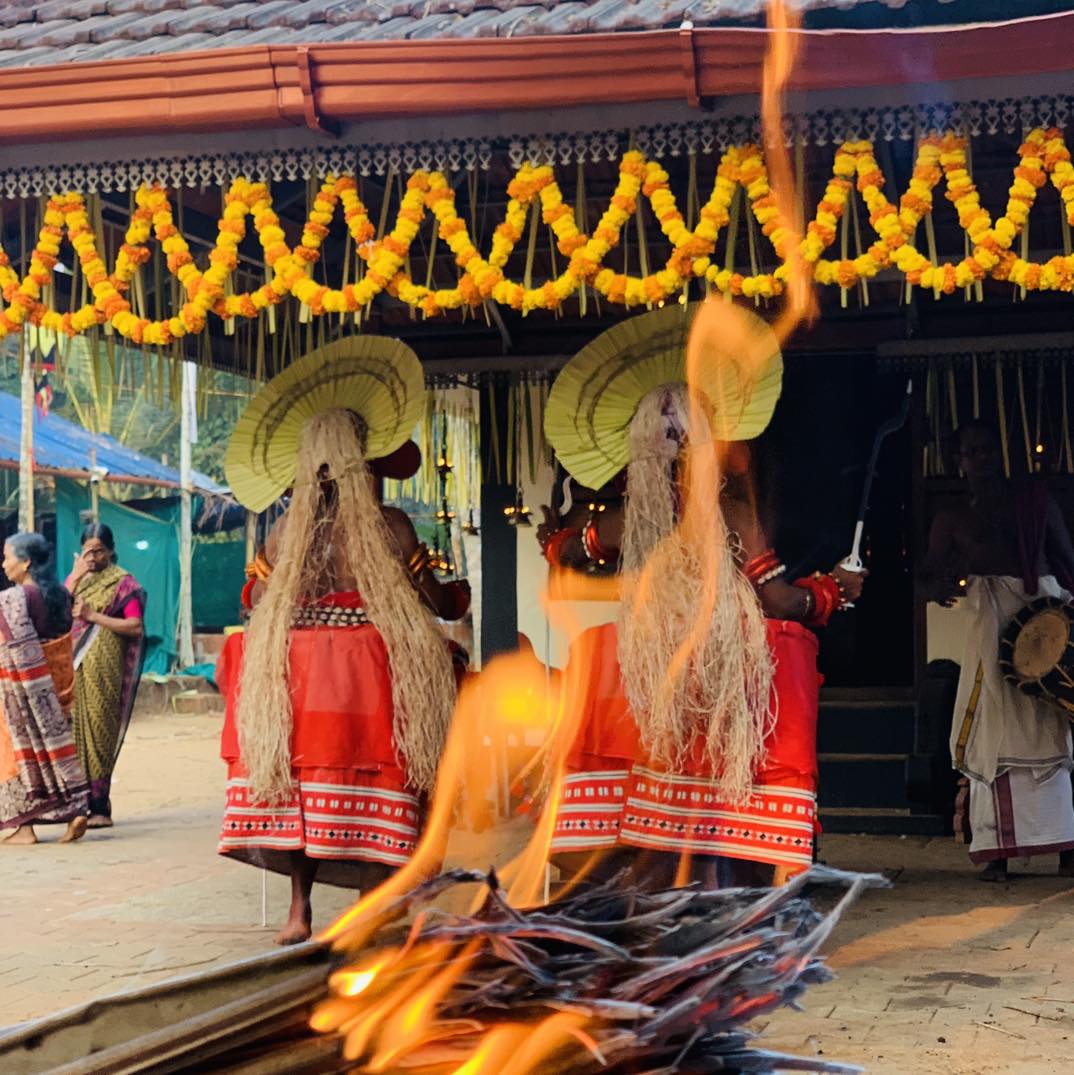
[0,0,1049,68]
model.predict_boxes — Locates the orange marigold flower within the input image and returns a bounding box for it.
[459,274,480,304]
[643,276,665,303]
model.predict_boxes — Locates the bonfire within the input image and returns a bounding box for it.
[315,864,880,1073]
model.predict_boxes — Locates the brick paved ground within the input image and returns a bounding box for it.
[761,837,1074,1074]
[2,709,1073,1073]
[0,712,360,1029]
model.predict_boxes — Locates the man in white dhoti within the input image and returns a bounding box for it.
[925,421,1074,882]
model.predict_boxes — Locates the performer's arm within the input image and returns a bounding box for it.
[242,517,285,611]
[921,510,964,607]
[723,495,863,624]
[382,506,470,621]
[538,503,622,571]
[537,507,587,569]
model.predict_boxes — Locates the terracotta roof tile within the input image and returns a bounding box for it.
[0,44,58,67]
[0,3,40,31]
[37,16,116,47]
[236,1,296,31]
[0,20,57,49]
[323,1,401,27]
[101,0,176,14]
[0,1,1002,69]
[31,0,111,21]
[155,4,262,36]
[268,0,334,31]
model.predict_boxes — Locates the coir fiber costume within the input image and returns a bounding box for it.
[543,302,845,879]
[217,338,467,889]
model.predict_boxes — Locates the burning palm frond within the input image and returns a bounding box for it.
[311,864,886,1074]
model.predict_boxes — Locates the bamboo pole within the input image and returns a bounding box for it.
[178,361,196,669]
[89,448,100,522]
[18,335,34,531]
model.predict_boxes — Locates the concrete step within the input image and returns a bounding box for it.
[816,699,915,755]
[193,632,228,663]
[817,754,910,810]
[819,807,946,836]
[170,692,225,717]
[134,675,221,717]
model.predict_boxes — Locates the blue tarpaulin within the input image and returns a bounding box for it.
[0,391,223,493]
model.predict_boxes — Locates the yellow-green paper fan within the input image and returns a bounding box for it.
[225,336,426,512]
[545,301,782,490]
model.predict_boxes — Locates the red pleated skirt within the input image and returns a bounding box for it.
[216,594,423,887]
[551,619,821,874]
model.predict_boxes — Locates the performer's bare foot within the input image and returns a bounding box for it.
[273,907,312,946]
[86,815,113,830]
[58,817,88,844]
[274,851,318,945]
[979,859,1008,882]
[1059,850,1074,877]
[0,825,37,845]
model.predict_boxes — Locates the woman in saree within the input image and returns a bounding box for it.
[0,532,89,845]
[66,523,146,829]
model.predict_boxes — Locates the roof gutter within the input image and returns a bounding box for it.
[0,13,1069,145]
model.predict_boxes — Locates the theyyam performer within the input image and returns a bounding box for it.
[218,338,469,944]
[543,300,864,888]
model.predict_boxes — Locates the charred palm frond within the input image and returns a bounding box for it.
[312,864,886,1074]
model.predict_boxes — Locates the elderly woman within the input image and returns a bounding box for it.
[66,523,146,829]
[0,532,88,845]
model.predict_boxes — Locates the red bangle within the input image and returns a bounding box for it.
[792,573,844,627]
[542,527,580,566]
[240,577,257,612]
[582,518,617,566]
[742,549,785,588]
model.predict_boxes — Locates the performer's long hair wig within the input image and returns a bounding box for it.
[617,384,774,803]
[237,409,456,801]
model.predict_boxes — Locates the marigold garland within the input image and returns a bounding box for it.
[3,126,1074,345]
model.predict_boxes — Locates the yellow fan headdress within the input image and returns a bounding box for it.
[544,300,782,490]
[225,336,426,512]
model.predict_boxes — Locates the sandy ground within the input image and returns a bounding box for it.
[1,709,1072,1074]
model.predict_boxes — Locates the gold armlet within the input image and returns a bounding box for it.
[245,547,273,582]
[407,543,431,581]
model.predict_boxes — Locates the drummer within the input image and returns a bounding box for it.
[923,420,1074,881]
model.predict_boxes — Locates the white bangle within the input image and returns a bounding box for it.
[756,564,787,587]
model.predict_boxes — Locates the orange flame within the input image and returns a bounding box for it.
[320,644,566,949]
[762,0,817,341]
